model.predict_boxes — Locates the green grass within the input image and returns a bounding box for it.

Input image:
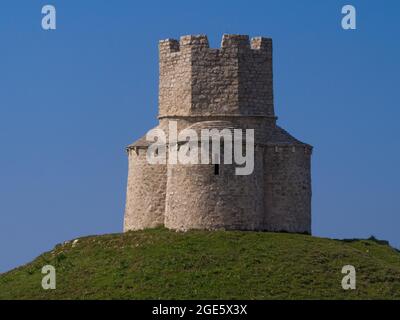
[1,228,399,299]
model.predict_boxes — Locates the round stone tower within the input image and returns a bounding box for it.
[124,34,312,234]
[164,121,265,231]
[124,124,167,231]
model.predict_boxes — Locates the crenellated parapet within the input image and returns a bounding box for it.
[159,34,272,55]
[159,34,275,118]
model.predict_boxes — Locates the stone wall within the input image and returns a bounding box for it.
[263,145,312,233]
[158,34,275,118]
[158,37,191,117]
[164,145,265,231]
[124,148,167,231]
[239,37,274,116]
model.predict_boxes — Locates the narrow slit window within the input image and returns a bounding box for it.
[214,163,220,175]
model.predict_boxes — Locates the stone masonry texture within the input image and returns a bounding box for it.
[124,34,313,234]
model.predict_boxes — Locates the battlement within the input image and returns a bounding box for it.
[159,34,272,55]
[159,34,275,118]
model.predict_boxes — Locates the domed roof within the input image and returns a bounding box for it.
[175,121,253,144]
[268,126,312,147]
[186,120,239,132]
[127,121,311,149]
[127,123,167,148]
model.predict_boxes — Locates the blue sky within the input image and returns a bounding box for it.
[0,0,399,272]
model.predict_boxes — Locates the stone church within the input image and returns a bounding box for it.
[124,34,312,234]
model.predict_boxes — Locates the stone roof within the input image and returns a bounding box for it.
[175,121,255,145]
[186,120,237,131]
[127,124,167,148]
[128,122,311,149]
[128,134,152,148]
[270,126,302,144]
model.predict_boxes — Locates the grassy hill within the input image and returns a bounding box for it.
[1,228,399,300]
